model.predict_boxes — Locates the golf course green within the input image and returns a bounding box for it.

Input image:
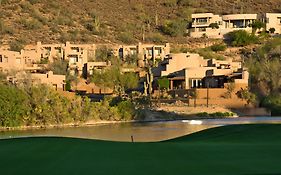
[1,124,281,175]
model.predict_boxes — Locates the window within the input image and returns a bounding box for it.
[0,55,2,62]
[130,48,137,55]
[71,47,79,52]
[16,58,21,64]
[198,27,207,32]
[278,17,281,24]
[197,18,208,24]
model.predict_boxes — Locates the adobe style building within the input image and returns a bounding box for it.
[153,53,249,107]
[155,53,247,90]
[190,13,257,38]
[190,12,281,38]
[7,71,66,91]
[114,43,170,67]
[265,13,281,34]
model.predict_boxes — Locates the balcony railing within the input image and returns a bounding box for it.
[192,22,209,25]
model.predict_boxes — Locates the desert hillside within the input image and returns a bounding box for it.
[0,0,280,45]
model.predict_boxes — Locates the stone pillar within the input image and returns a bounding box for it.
[170,80,173,90]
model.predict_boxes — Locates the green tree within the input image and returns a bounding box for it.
[236,88,256,106]
[209,23,219,29]
[48,59,68,75]
[250,20,265,34]
[90,66,139,95]
[157,77,169,90]
[269,28,275,34]
[95,46,113,62]
[0,84,30,127]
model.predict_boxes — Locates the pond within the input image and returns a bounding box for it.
[1,117,281,142]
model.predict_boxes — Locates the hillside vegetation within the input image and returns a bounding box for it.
[0,0,280,45]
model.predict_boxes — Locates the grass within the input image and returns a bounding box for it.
[1,124,281,175]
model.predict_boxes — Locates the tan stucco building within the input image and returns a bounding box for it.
[7,71,66,91]
[265,13,281,34]
[190,13,257,38]
[154,52,248,90]
[114,43,170,67]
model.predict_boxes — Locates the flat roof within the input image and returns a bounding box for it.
[222,14,257,20]
[192,13,214,18]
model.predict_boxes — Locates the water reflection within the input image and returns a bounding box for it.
[0,121,215,142]
[1,117,281,142]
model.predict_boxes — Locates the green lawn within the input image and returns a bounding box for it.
[1,124,281,175]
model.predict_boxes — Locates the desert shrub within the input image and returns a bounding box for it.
[177,0,196,6]
[162,0,177,7]
[160,19,187,37]
[210,43,227,52]
[194,48,225,60]
[9,38,26,52]
[0,20,14,35]
[177,8,194,21]
[118,32,135,44]
[197,112,234,118]
[54,15,73,26]
[0,0,9,5]
[20,18,42,29]
[227,30,258,47]
[269,28,276,34]
[146,32,165,43]
[27,0,41,4]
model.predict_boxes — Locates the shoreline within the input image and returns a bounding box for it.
[0,115,238,132]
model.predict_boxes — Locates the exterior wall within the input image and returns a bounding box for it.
[64,42,96,75]
[31,71,66,90]
[115,43,170,67]
[189,13,257,38]
[0,50,25,72]
[7,71,66,91]
[87,61,111,75]
[266,13,281,34]
[161,53,207,76]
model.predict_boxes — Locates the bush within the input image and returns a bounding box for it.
[9,39,26,52]
[196,112,234,118]
[157,77,169,90]
[118,32,135,44]
[146,32,165,43]
[20,18,42,30]
[0,20,14,35]
[160,19,187,37]
[210,43,227,52]
[117,100,135,120]
[162,0,177,7]
[177,0,195,6]
[227,30,258,47]
[209,23,219,29]
[269,28,276,34]
[194,48,225,60]
[262,95,281,116]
